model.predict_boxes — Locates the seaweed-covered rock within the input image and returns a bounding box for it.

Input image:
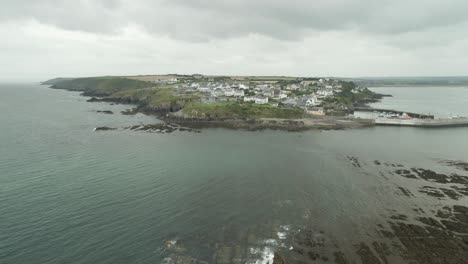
[96,110,114,114]
[272,253,289,264]
[94,126,116,131]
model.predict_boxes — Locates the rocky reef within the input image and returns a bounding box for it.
[93,123,200,134]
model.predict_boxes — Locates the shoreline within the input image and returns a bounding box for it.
[106,98,376,132]
[41,77,393,132]
[161,116,375,131]
[81,94,378,132]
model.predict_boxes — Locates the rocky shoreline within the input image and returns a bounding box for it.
[160,116,374,132]
[85,95,375,132]
[94,123,201,134]
[158,158,468,264]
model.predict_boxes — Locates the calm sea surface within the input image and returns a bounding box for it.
[1,84,468,263]
[369,86,468,118]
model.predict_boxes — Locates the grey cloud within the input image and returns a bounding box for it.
[2,0,468,41]
[1,0,468,81]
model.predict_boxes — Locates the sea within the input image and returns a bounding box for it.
[1,83,468,263]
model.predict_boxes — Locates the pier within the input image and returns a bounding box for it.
[354,107,434,119]
[374,118,468,127]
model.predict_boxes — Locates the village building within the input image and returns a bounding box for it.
[224,89,235,97]
[317,90,333,98]
[255,96,269,104]
[239,84,248,90]
[198,87,211,93]
[262,89,274,97]
[243,96,256,102]
[233,90,245,97]
[286,84,300,90]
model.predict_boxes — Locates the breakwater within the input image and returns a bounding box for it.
[375,118,468,127]
[354,107,434,119]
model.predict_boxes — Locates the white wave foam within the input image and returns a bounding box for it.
[277,231,287,240]
[277,225,290,240]
[249,246,274,264]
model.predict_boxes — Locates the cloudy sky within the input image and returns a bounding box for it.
[1,0,467,81]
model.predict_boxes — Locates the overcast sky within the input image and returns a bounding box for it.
[1,0,468,81]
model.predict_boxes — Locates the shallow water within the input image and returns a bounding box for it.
[1,83,468,263]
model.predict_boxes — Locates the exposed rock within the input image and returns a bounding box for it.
[397,187,413,197]
[96,110,114,114]
[124,123,200,134]
[94,126,116,131]
[163,255,208,264]
[121,108,138,115]
[441,160,468,172]
[439,188,462,200]
[347,156,361,168]
[419,186,445,198]
[412,168,450,183]
[87,97,102,102]
[394,169,417,179]
[333,251,349,264]
[390,214,408,220]
[272,253,289,264]
[356,243,381,264]
[388,220,468,263]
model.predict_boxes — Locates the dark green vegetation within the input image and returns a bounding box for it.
[48,77,152,96]
[291,87,317,96]
[44,76,307,119]
[322,81,382,113]
[44,76,379,119]
[110,87,200,113]
[183,102,305,119]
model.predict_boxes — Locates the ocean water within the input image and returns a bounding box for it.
[1,83,468,263]
[369,86,468,118]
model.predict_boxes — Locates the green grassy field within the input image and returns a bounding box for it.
[50,77,152,96]
[183,101,305,119]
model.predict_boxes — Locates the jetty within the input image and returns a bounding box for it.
[354,107,434,119]
[375,118,468,127]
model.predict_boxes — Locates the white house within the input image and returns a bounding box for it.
[168,78,178,84]
[317,90,333,98]
[278,93,288,99]
[211,90,224,97]
[255,96,269,104]
[198,87,211,93]
[224,89,235,97]
[306,95,318,107]
[239,84,248,90]
[233,90,245,97]
[286,84,300,90]
[301,81,314,86]
[244,96,256,102]
[262,89,274,97]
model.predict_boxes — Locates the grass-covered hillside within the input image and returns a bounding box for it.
[183,102,305,119]
[44,76,307,119]
[48,77,153,96]
[111,87,200,112]
[322,81,382,113]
